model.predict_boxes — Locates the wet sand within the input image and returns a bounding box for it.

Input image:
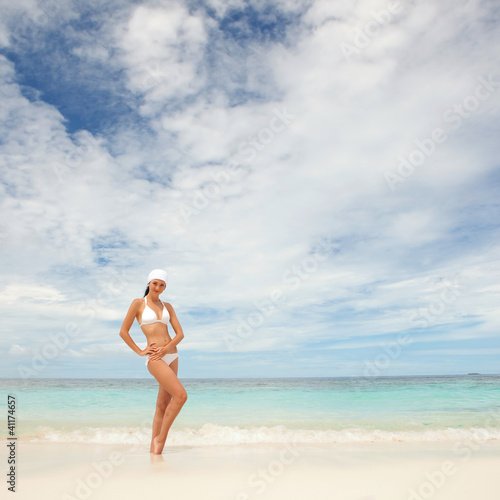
[9,440,500,500]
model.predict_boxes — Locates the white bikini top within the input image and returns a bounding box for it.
[139,297,170,327]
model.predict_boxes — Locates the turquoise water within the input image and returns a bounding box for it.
[1,375,499,445]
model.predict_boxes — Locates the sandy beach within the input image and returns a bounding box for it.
[11,441,500,500]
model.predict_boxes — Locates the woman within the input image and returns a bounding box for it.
[119,269,187,455]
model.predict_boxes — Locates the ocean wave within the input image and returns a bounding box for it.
[26,423,500,446]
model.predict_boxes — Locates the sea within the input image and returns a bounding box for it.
[1,375,499,446]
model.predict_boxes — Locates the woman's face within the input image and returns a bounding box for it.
[149,280,166,295]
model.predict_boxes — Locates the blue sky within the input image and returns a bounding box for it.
[0,0,499,379]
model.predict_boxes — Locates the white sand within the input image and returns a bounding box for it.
[10,441,500,500]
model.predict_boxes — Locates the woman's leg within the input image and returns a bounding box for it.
[147,358,187,454]
[150,386,172,453]
[149,359,179,451]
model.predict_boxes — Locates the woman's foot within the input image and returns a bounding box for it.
[152,435,166,455]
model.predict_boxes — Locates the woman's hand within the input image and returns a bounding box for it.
[141,343,159,357]
[148,344,176,362]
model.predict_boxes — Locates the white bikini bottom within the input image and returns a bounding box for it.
[145,352,179,366]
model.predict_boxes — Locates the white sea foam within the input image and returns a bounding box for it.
[26,424,500,446]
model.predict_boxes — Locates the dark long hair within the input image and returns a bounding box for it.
[144,286,149,297]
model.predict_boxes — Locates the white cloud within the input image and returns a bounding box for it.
[116,2,207,109]
[0,284,65,303]
[414,348,500,356]
[9,344,29,355]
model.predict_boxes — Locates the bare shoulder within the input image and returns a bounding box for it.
[130,298,144,310]
[163,301,175,312]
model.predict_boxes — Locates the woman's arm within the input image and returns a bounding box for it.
[119,299,150,356]
[163,302,184,351]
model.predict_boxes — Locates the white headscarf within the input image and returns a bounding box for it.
[147,269,168,286]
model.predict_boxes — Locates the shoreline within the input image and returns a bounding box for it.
[10,422,500,446]
[10,441,500,500]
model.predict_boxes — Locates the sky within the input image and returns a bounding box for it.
[0,0,499,379]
